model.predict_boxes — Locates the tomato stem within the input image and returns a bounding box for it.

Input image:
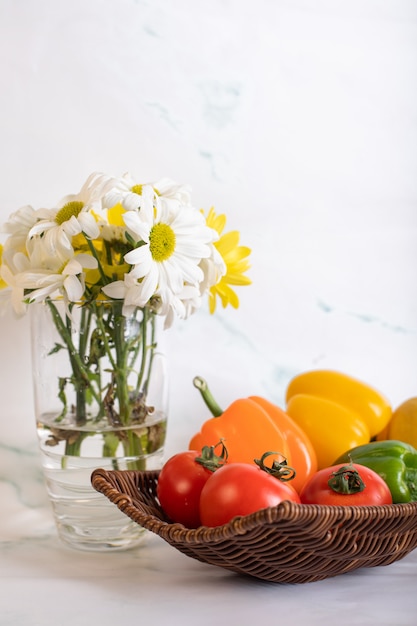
[254,451,296,482]
[193,376,223,417]
[328,463,366,494]
[195,440,228,472]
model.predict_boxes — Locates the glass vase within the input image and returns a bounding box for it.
[30,298,168,551]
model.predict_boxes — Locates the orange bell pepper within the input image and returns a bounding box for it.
[249,395,317,492]
[189,377,291,469]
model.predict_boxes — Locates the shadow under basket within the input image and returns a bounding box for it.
[91,468,417,584]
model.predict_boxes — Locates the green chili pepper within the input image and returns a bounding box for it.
[334,440,417,503]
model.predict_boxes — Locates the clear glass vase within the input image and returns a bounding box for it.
[30,298,168,551]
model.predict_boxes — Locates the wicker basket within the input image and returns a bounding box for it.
[91,468,417,584]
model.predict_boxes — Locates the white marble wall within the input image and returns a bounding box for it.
[0,0,416,457]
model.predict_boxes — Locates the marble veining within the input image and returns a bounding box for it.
[316,299,414,334]
[0,0,416,623]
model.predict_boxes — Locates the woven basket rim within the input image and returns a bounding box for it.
[91,467,417,544]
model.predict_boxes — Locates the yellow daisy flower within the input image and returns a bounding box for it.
[204,207,251,314]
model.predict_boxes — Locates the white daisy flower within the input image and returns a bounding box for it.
[100,172,145,212]
[100,172,193,213]
[17,252,98,306]
[1,205,37,260]
[122,194,214,306]
[101,269,147,317]
[0,252,32,316]
[28,177,100,257]
[160,284,203,329]
[152,178,193,205]
[198,245,226,296]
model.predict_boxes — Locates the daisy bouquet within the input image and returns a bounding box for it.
[0,172,251,459]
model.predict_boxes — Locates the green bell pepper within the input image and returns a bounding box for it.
[334,440,417,503]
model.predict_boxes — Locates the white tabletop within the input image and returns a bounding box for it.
[1,438,416,626]
[2,532,417,626]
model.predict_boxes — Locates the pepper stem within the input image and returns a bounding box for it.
[193,376,223,417]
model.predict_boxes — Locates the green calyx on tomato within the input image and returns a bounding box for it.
[189,377,292,468]
[190,376,318,493]
[199,462,301,527]
[327,463,365,495]
[299,462,392,506]
[254,450,296,482]
[157,449,214,529]
[334,439,417,503]
[194,439,228,472]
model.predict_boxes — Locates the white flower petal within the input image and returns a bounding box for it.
[78,211,100,239]
[101,280,126,299]
[64,274,83,301]
[29,219,56,238]
[123,212,150,242]
[153,179,192,205]
[75,253,98,269]
[42,226,74,258]
[138,265,159,304]
[124,244,150,268]
[27,284,59,303]
[62,216,82,237]
[63,258,82,276]
[122,192,142,212]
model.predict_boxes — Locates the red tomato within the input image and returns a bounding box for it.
[299,462,393,506]
[249,395,318,493]
[199,463,300,527]
[157,451,213,528]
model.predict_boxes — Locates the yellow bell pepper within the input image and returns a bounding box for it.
[285,369,392,469]
[376,397,417,448]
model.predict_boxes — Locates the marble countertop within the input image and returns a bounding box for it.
[1,437,416,626]
[2,532,417,626]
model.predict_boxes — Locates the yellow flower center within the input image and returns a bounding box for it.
[55,201,84,225]
[149,223,176,262]
[131,183,161,196]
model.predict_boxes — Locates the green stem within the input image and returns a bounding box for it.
[113,301,131,424]
[74,306,91,421]
[146,312,157,391]
[47,300,102,412]
[93,302,117,371]
[86,237,109,284]
[136,307,155,394]
[193,376,223,417]
[123,429,146,470]
[46,299,160,466]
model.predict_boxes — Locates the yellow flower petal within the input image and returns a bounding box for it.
[108,203,126,227]
[203,208,251,314]
[204,207,226,235]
